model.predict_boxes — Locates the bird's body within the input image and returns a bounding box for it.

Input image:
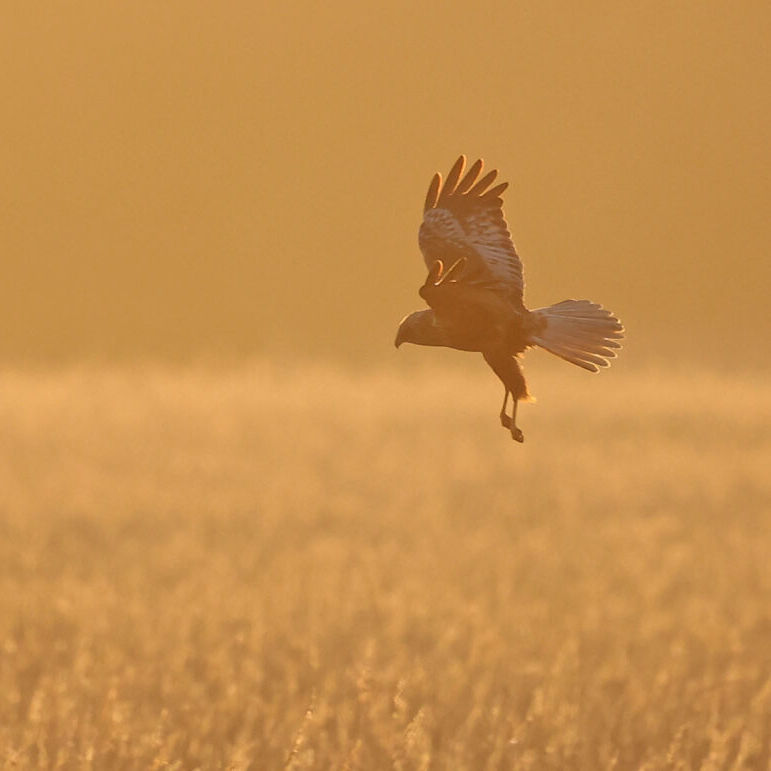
[395,156,624,441]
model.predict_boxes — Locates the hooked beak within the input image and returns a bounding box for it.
[394,319,408,348]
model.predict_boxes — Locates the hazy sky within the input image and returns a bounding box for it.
[3,2,769,365]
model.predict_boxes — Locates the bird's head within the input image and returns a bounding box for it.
[395,310,449,348]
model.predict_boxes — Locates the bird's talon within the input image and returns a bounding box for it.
[511,427,524,443]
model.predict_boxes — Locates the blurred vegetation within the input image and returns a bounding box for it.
[1,364,769,768]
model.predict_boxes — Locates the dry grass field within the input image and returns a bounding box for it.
[0,362,770,769]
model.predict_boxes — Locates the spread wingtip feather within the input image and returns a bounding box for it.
[441,156,466,199]
[455,158,483,194]
[468,169,498,196]
[424,173,441,212]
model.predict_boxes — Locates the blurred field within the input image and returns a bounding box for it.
[1,363,770,769]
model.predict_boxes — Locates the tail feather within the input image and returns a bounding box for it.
[530,300,624,372]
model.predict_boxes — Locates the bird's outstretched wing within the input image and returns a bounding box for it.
[419,156,524,303]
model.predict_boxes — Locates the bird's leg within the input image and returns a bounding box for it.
[509,397,524,443]
[499,388,511,428]
[484,352,526,444]
[499,387,523,441]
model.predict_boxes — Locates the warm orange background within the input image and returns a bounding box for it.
[3,2,769,365]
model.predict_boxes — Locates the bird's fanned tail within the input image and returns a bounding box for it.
[529,300,624,372]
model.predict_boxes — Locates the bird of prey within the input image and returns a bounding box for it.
[395,156,624,442]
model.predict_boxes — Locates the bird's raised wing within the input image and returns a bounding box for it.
[419,156,524,303]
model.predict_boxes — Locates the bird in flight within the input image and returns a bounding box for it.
[395,156,624,442]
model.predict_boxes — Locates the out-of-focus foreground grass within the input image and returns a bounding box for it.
[0,363,770,770]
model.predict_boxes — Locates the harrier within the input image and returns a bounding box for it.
[395,156,624,442]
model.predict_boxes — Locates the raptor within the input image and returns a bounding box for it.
[395,155,624,442]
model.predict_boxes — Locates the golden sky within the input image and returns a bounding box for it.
[3,1,769,364]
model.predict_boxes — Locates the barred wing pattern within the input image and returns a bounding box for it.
[419,156,524,303]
